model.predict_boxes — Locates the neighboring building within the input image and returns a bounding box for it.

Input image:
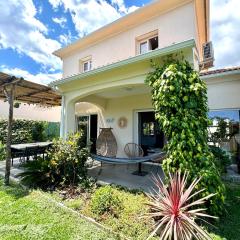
[0,100,61,122]
[51,0,240,157]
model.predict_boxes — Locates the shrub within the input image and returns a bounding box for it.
[32,121,46,142]
[209,145,231,174]
[90,185,122,216]
[146,171,216,240]
[146,59,225,215]
[18,132,89,189]
[0,141,6,161]
[18,157,53,188]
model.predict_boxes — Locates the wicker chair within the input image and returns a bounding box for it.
[124,143,146,175]
[124,143,144,158]
[96,128,117,157]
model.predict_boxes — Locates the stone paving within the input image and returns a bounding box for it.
[0,158,164,192]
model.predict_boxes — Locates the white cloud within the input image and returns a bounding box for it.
[48,0,138,37]
[111,0,138,14]
[0,65,62,85]
[211,0,240,68]
[0,0,61,70]
[59,31,76,46]
[52,17,67,28]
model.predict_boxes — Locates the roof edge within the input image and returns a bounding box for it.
[53,0,193,58]
[200,68,240,79]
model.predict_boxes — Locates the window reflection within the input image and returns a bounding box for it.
[208,109,240,153]
[143,122,155,136]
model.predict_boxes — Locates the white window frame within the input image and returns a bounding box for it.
[139,40,148,54]
[82,59,92,72]
[136,30,159,55]
[80,56,92,73]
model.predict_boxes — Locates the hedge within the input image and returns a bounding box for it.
[0,119,60,144]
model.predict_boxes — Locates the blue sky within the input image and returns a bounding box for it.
[0,0,239,85]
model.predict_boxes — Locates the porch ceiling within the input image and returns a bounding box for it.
[94,84,150,99]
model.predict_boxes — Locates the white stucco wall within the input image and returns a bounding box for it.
[0,100,61,122]
[75,93,152,157]
[62,2,196,78]
[204,73,240,110]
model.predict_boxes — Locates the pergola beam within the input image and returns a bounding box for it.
[0,78,21,91]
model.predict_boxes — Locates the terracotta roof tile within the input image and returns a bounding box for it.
[200,66,240,76]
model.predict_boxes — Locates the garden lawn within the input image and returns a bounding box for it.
[210,183,240,240]
[56,183,240,240]
[0,179,118,240]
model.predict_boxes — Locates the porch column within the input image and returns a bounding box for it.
[60,95,65,138]
[64,100,76,137]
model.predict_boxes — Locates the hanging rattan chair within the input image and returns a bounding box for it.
[96,128,117,157]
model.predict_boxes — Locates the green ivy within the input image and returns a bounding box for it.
[145,59,225,215]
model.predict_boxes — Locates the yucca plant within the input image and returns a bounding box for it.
[146,171,217,240]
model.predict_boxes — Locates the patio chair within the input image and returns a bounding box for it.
[24,146,38,161]
[36,146,48,160]
[124,143,146,176]
[11,149,26,166]
[124,143,144,158]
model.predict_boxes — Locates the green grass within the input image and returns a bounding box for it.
[0,177,239,240]
[60,183,240,240]
[210,183,240,240]
[0,179,119,240]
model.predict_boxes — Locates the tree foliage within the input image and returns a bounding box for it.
[145,58,225,215]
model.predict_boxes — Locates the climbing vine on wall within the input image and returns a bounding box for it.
[145,58,225,215]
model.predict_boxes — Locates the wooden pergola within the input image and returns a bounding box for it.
[0,72,61,185]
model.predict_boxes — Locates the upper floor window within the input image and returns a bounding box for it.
[136,30,158,55]
[80,56,92,73]
[83,60,92,72]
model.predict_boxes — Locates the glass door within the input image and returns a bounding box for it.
[138,111,164,155]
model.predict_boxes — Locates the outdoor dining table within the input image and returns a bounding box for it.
[11,142,52,165]
[11,142,52,151]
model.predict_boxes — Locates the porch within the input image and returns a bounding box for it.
[0,158,164,192]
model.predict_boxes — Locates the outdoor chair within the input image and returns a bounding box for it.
[24,146,38,161]
[124,143,144,158]
[36,146,47,160]
[124,143,146,175]
[11,149,26,166]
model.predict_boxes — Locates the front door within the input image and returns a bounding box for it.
[138,111,164,155]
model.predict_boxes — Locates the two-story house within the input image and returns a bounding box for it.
[50,0,240,157]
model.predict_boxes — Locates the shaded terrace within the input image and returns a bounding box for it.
[0,72,61,184]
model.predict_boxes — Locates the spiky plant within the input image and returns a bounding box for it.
[146,171,216,240]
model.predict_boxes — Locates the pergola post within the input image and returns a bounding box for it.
[3,84,15,185]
